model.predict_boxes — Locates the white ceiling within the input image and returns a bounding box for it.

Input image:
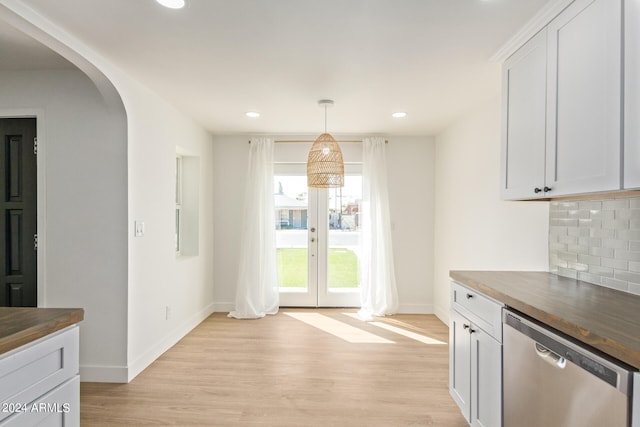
[0,0,550,136]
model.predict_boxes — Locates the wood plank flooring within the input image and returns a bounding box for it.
[81,309,468,426]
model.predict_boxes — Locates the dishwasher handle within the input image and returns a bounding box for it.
[535,343,567,369]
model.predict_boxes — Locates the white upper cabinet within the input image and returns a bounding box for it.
[545,0,622,197]
[502,0,623,200]
[625,0,640,189]
[501,29,548,200]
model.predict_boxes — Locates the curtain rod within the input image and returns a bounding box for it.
[248,139,388,144]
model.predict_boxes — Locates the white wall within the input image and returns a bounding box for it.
[121,76,215,381]
[212,134,435,313]
[387,136,436,313]
[433,97,549,323]
[0,5,216,382]
[0,69,129,375]
[212,135,248,310]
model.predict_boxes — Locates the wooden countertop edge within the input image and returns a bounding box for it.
[0,308,84,355]
[450,271,640,370]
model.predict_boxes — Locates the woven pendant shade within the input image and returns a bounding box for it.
[307,133,344,188]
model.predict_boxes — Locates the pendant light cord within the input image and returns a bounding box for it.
[324,104,327,133]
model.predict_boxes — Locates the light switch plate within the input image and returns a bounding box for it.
[134,220,145,237]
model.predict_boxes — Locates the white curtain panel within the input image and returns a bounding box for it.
[228,138,279,319]
[358,137,399,320]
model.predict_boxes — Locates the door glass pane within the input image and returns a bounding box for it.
[327,175,362,291]
[274,176,309,291]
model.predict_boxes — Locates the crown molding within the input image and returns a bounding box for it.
[490,0,575,63]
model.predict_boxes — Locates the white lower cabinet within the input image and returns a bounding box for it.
[450,309,472,420]
[1,377,79,427]
[470,326,501,427]
[450,282,503,427]
[0,327,80,427]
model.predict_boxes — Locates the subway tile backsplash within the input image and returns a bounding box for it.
[549,196,640,295]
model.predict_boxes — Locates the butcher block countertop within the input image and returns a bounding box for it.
[0,307,84,355]
[450,270,640,370]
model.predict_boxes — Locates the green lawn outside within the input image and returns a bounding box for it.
[277,248,308,288]
[277,248,359,289]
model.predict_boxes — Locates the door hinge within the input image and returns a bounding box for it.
[33,137,38,155]
[34,234,38,251]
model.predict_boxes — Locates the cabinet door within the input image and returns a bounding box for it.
[1,376,79,427]
[449,310,471,422]
[545,0,622,197]
[470,328,502,427]
[625,0,640,189]
[501,29,548,200]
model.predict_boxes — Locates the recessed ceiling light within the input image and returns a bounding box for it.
[156,0,185,9]
[245,111,261,118]
[392,112,407,118]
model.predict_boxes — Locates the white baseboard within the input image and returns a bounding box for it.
[213,302,234,313]
[126,302,215,382]
[216,302,434,315]
[433,305,449,325]
[80,365,128,383]
[397,303,433,314]
[81,302,215,383]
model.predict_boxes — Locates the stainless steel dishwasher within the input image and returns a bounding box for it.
[503,308,634,427]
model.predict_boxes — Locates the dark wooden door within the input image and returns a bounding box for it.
[0,118,37,307]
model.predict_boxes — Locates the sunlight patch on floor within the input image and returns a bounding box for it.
[376,317,432,334]
[284,312,394,344]
[343,313,446,345]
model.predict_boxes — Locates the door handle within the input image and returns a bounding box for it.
[535,343,566,368]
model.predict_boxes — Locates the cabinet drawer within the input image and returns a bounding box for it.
[0,327,79,423]
[451,281,503,341]
[0,375,79,427]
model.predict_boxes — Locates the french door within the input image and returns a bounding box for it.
[275,169,362,307]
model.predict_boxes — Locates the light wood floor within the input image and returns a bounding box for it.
[81,309,468,426]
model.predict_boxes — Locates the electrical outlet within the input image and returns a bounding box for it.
[165,306,171,320]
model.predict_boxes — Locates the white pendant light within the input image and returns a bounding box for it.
[307,100,344,188]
